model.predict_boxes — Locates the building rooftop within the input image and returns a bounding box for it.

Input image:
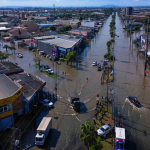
[0,74,20,99]
[0,61,24,75]
[9,73,46,101]
[0,27,11,31]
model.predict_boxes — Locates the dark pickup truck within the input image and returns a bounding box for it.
[68,92,80,111]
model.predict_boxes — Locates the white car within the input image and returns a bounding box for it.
[17,53,23,58]
[92,61,97,66]
[40,99,53,108]
[46,69,54,74]
[97,124,114,136]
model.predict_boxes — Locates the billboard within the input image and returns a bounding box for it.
[52,46,57,57]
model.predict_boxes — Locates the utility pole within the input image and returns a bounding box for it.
[111,87,114,119]
[55,61,57,101]
[107,79,108,112]
[144,16,149,76]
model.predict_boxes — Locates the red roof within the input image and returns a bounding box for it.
[24,40,31,45]
[9,28,18,33]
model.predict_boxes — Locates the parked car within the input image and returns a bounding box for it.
[97,124,114,136]
[46,54,50,58]
[17,53,23,58]
[50,56,58,61]
[40,99,53,108]
[46,69,54,74]
[97,66,102,71]
[92,61,97,66]
[44,65,50,69]
[39,51,45,55]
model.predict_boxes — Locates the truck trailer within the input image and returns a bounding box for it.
[115,127,125,150]
[35,117,52,145]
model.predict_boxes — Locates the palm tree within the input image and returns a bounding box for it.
[0,51,10,61]
[11,47,16,54]
[79,122,96,149]
[3,45,9,51]
[66,51,76,66]
[33,56,42,66]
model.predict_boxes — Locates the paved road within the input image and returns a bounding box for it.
[1,13,150,150]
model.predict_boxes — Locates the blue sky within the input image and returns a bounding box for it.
[0,0,150,7]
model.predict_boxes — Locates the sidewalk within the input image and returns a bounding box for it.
[94,98,115,150]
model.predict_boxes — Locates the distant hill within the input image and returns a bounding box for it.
[100,5,119,8]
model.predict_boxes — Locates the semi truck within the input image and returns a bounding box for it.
[115,127,125,150]
[68,92,80,111]
[35,117,52,145]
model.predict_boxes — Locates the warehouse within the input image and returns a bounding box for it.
[37,35,83,58]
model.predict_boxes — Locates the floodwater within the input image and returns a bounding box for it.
[1,13,150,150]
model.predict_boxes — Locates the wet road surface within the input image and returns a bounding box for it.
[1,13,150,150]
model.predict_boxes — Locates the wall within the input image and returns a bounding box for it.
[12,94,22,114]
[37,40,53,55]
[27,23,39,33]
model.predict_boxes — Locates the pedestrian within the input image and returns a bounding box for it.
[104,134,106,140]
[99,117,102,123]
[102,113,104,119]
[65,72,66,76]
[111,135,113,144]
[95,106,97,111]
[29,63,30,66]
[93,118,96,125]
[62,72,64,75]
[86,77,88,81]
[95,112,98,118]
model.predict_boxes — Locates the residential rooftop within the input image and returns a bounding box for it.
[0,61,24,75]
[0,74,20,99]
[9,73,46,101]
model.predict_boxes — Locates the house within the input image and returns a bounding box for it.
[81,20,97,28]
[21,23,39,33]
[70,27,93,38]
[9,27,29,40]
[0,73,23,131]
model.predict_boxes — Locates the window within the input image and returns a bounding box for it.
[0,103,12,114]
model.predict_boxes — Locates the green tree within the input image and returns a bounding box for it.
[89,136,103,150]
[3,45,9,51]
[0,51,10,61]
[50,26,56,31]
[79,122,96,149]
[33,56,42,66]
[66,51,76,65]
[64,25,72,31]
[106,41,112,47]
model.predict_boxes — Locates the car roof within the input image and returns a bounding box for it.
[102,124,109,129]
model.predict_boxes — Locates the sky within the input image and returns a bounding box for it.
[0,0,150,7]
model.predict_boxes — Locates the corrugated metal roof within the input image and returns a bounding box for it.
[0,74,20,99]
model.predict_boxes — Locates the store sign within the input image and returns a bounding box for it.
[52,46,57,57]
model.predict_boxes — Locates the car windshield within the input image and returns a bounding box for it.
[100,127,105,132]
[35,138,43,141]
[116,142,124,148]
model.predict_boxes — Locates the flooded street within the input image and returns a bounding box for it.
[1,12,150,150]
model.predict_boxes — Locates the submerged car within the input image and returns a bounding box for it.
[92,61,97,66]
[127,96,142,107]
[17,53,23,58]
[97,66,102,71]
[45,69,54,74]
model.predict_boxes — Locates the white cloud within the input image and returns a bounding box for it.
[134,0,139,1]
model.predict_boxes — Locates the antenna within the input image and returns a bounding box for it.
[53,4,55,17]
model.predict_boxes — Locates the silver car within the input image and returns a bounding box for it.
[97,124,114,136]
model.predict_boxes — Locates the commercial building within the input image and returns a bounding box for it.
[126,7,134,16]
[0,74,23,131]
[37,35,83,58]
[9,73,46,114]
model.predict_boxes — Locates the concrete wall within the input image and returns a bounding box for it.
[12,94,22,114]
[37,40,53,55]
[27,23,39,33]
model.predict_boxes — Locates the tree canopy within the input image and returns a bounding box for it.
[50,26,56,31]
[79,122,96,149]
[33,56,42,66]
